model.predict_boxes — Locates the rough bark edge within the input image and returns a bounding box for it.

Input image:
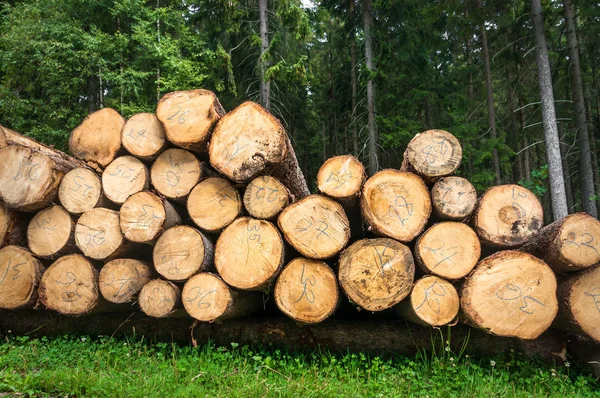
[0,206,29,248]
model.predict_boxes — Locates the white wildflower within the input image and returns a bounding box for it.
[449,357,454,362]
[490,360,496,367]
[445,347,450,352]
[565,362,570,368]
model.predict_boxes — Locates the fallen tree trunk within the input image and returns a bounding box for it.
[121,113,167,161]
[431,176,477,220]
[243,175,291,220]
[99,259,154,304]
[187,177,242,234]
[208,101,310,199]
[0,246,44,309]
[102,156,150,205]
[27,205,78,259]
[0,201,28,248]
[58,168,109,215]
[138,279,181,318]
[119,191,181,244]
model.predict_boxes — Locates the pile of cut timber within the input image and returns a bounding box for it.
[1,91,599,359]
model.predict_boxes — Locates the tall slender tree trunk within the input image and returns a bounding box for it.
[531,0,568,220]
[465,10,474,104]
[563,0,597,217]
[558,123,574,212]
[587,98,600,196]
[259,0,270,111]
[156,0,161,103]
[476,0,501,185]
[363,0,377,174]
[350,0,359,156]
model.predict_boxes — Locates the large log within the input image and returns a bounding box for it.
[520,212,600,274]
[215,217,284,291]
[278,195,350,259]
[187,177,242,234]
[317,155,366,204]
[414,222,481,280]
[0,246,44,309]
[360,170,431,242]
[69,108,125,169]
[27,205,78,259]
[102,156,150,205]
[208,101,310,199]
[153,225,214,282]
[274,258,339,324]
[119,191,181,244]
[182,273,262,322]
[338,238,415,312]
[121,113,167,161]
[430,176,477,220]
[400,129,462,183]
[156,89,225,152]
[460,250,558,339]
[138,279,181,318]
[58,168,108,215]
[470,184,543,248]
[243,175,291,220]
[99,259,154,304]
[0,201,27,248]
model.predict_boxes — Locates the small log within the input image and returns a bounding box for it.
[75,208,137,261]
[58,168,107,215]
[187,177,242,234]
[38,254,100,316]
[470,184,543,248]
[69,108,125,168]
[274,258,339,324]
[102,156,150,205]
[338,238,415,312]
[150,148,210,202]
[431,176,477,220]
[360,170,431,242]
[215,217,284,291]
[156,89,225,152]
[138,279,181,318]
[317,155,366,204]
[153,225,214,282]
[395,275,459,327]
[121,113,167,161]
[182,273,262,322]
[400,129,462,183]
[119,191,181,244]
[98,259,154,304]
[0,201,28,248]
[460,250,558,339]
[243,175,291,220]
[27,205,77,259]
[414,222,481,280]
[520,212,600,273]
[208,101,310,199]
[278,195,350,259]
[0,246,44,309]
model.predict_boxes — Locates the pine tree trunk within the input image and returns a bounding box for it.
[259,0,270,110]
[363,0,378,175]
[350,0,359,156]
[558,123,574,212]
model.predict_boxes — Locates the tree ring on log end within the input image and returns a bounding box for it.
[431,176,477,220]
[556,213,600,270]
[0,246,43,309]
[405,129,462,178]
[122,113,166,160]
[182,273,232,322]
[99,259,153,304]
[138,279,180,318]
[409,276,459,326]
[188,177,241,233]
[150,148,202,200]
[27,205,73,258]
[244,175,290,220]
[317,155,366,201]
[59,168,102,215]
[75,208,123,260]
[153,226,208,282]
[102,156,149,204]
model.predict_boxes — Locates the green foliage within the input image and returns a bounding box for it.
[519,165,549,198]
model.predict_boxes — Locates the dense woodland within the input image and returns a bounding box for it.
[1,0,599,222]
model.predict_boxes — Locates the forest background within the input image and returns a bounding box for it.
[1,0,599,223]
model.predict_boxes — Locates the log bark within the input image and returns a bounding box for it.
[187,177,242,234]
[243,175,291,220]
[430,176,477,220]
[470,184,543,248]
[156,89,225,153]
[98,259,154,304]
[278,195,350,259]
[0,201,28,248]
[138,279,181,318]
[182,273,262,322]
[360,169,431,242]
[121,113,167,161]
[395,275,459,327]
[153,225,214,282]
[119,191,181,244]
[58,168,108,215]
[27,205,78,260]
[460,250,558,339]
[317,155,366,204]
[274,258,339,324]
[0,246,44,309]
[415,222,481,280]
[69,108,125,169]
[215,217,284,291]
[400,130,462,183]
[520,212,600,273]
[338,238,415,312]
[102,156,150,205]
[208,101,310,199]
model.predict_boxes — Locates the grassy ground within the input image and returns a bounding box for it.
[0,334,597,397]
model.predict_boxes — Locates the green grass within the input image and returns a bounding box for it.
[0,334,597,397]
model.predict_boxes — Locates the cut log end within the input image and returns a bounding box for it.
[402,129,462,180]
[243,175,290,220]
[402,276,459,326]
[460,250,558,340]
[182,273,233,322]
[431,176,477,220]
[156,89,224,152]
[360,170,431,242]
[188,177,241,233]
[215,217,284,291]
[339,238,415,312]
[99,259,154,304]
[102,156,149,204]
[138,279,180,318]
[415,222,481,280]
[120,191,180,244]
[58,168,103,215]
[559,265,600,342]
[150,148,203,201]
[75,208,123,260]
[555,213,600,272]
[39,254,99,316]
[0,246,43,309]
[122,113,167,160]
[317,155,366,202]
[275,258,339,324]
[27,205,75,258]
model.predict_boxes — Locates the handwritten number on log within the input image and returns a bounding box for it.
[565,232,599,254]
[0,260,25,285]
[70,175,94,197]
[247,223,261,244]
[13,158,40,182]
[222,137,250,166]
[495,283,545,314]
[421,137,448,164]
[167,106,189,124]
[414,280,447,314]
[294,263,316,304]
[150,287,172,309]
[109,164,135,179]
[584,287,600,314]
[422,240,458,269]
[56,272,82,302]
[184,287,217,310]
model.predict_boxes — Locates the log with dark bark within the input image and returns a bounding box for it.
[187,177,242,234]
[431,176,477,220]
[58,168,108,215]
[0,246,44,309]
[138,279,181,318]
[121,113,167,161]
[460,250,558,339]
[99,259,154,304]
[0,201,28,248]
[119,191,181,244]
[102,156,150,205]
[208,101,310,199]
[27,205,78,259]
[520,212,600,274]
[243,175,291,220]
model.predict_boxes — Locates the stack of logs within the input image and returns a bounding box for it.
[1,88,599,348]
